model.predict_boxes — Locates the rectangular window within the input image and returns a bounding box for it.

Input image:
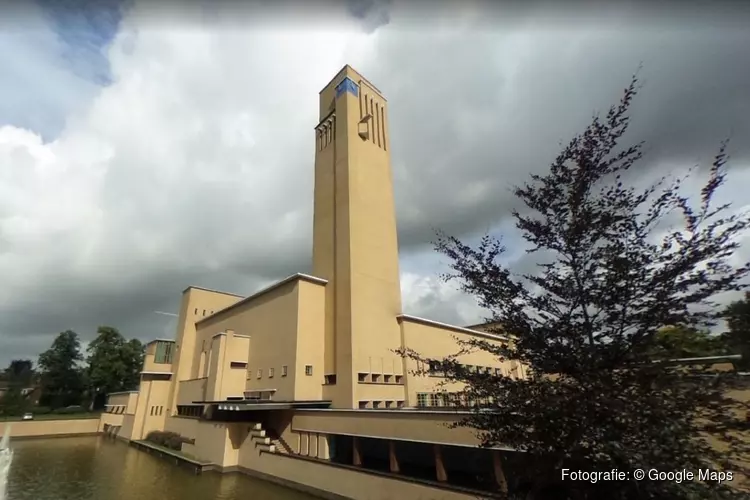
[269,368,274,378]
[305,365,313,376]
[429,393,440,407]
[230,361,247,369]
[417,393,428,407]
[281,365,288,377]
[154,341,174,364]
[256,369,262,379]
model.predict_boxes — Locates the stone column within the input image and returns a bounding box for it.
[301,432,310,456]
[433,444,448,482]
[317,434,331,459]
[492,450,508,494]
[388,441,400,473]
[310,433,319,457]
[353,437,362,466]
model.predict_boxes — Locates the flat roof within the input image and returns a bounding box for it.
[397,314,509,341]
[181,285,244,298]
[199,399,332,411]
[195,273,328,326]
[107,390,139,396]
[145,338,175,345]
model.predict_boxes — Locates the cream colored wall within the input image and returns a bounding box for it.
[205,333,227,401]
[164,415,199,438]
[292,410,481,447]
[177,378,207,405]
[241,450,477,500]
[400,317,520,407]
[223,335,250,400]
[293,281,326,400]
[188,278,326,403]
[130,377,171,440]
[99,412,125,431]
[142,347,173,374]
[167,287,243,414]
[9,418,100,437]
[313,66,404,409]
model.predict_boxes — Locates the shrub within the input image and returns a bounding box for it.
[145,430,188,451]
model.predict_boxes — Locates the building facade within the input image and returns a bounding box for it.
[101,66,521,500]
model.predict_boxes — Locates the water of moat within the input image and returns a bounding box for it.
[6,436,318,500]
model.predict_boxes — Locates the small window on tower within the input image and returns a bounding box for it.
[269,368,274,378]
[281,365,288,377]
[305,365,313,376]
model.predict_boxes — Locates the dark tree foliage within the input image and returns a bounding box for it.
[400,76,750,499]
[648,325,730,360]
[38,330,85,409]
[87,326,144,409]
[724,293,750,370]
[0,359,35,416]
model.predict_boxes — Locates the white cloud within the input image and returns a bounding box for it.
[1,2,749,364]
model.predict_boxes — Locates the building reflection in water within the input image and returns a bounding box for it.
[7,436,316,500]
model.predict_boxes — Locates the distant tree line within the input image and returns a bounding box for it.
[0,326,144,416]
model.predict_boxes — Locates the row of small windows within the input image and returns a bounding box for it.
[358,400,405,409]
[150,405,164,416]
[357,372,404,384]
[105,405,126,414]
[424,360,522,378]
[176,405,203,418]
[416,392,496,408]
[248,365,313,380]
[194,308,215,316]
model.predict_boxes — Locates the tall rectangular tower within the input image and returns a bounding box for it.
[313,66,405,408]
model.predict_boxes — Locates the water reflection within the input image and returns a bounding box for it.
[8,437,318,500]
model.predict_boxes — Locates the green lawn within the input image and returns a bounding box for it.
[0,412,101,421]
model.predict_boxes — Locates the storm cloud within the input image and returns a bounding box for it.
[0,0,749,365]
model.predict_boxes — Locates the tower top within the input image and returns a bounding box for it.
[317,65,386,120]
[319,65,384,98]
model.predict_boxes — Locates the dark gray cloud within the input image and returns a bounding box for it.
[1,1,749,366]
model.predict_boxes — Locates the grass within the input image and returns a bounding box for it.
[0,412,101,421]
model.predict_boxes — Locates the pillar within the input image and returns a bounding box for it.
[388,441,400,473]
[492,450,508,494]
[301,432,310,456]
[310,433,319,457]
[317,434,331,459]
[433,444,448,482]
[353,437,362,466]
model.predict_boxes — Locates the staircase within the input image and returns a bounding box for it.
[265,429,295,455]
[248,423,275,453]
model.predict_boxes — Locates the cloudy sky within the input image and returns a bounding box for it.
[1,0,749,367]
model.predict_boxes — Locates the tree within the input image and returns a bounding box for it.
[724,292,750,370]
[402,75,750,499]
[0,359,35,416]
[38,330,85,409]
[86,326,144,410]
[648,325,729,360]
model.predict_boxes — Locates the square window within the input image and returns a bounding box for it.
[305,365,313,376]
